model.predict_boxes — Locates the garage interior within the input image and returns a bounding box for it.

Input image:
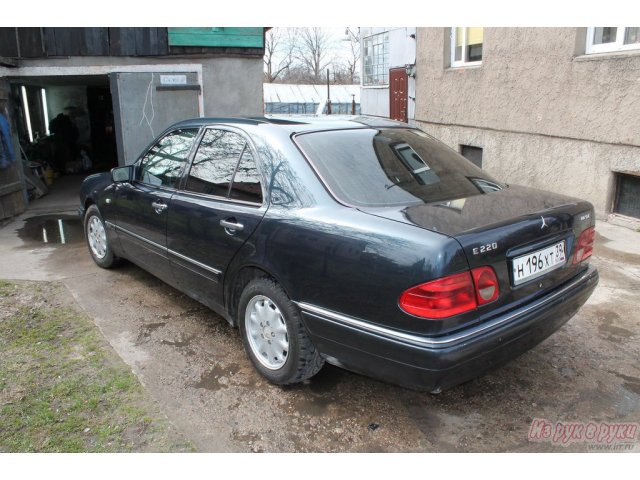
[10,75,118,203]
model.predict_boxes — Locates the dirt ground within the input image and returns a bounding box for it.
[0,202,638,452]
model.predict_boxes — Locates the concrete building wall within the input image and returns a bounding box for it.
[2,55,264,118]
[202,57,263,116]
[414,27,640,218]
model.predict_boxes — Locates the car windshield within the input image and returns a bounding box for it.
[294,128,504,207]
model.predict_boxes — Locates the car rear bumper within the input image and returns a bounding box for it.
[298,265,598,392]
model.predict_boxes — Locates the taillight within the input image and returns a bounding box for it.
[471,266,500,305]
[399,271,476,319]
[399,266,500,319]
[573,226,595,264]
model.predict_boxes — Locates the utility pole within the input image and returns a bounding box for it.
[326,68,332,115]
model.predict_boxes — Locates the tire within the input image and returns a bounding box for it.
[84,204,119,269]
[238,277,324,385]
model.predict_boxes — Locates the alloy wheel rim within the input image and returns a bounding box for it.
[88,216,107,259]
[245,295,289,370]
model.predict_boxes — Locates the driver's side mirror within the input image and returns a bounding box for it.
[111,165,134,183]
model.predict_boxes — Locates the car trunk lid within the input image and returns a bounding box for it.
[359,184,595,326]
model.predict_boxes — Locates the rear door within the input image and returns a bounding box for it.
[167,127,267,310]
[115,128,198,281]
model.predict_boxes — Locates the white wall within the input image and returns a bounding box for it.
[361,87,389,117]
[360,27,417,120]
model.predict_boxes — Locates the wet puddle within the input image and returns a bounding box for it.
[195,363,242,391]
[17,215,83,246]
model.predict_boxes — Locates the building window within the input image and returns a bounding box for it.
[461,145,483,168]
[613,173,640,219]
[451,27,484,67]
[586,27,640,54]
[363,32,389,86]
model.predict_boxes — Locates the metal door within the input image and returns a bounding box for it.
[110,71,201,166]
[389,68,408,123]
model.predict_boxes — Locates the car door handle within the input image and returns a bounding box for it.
[151,201,168,214]
[220,218,244,232]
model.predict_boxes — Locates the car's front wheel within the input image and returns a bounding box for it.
[84,204,119,269]
[238,277,324,385]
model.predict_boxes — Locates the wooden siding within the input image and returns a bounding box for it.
[108,28,169,56]
[0,27,264,58]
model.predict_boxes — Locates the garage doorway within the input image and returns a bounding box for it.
[13,75,118,177]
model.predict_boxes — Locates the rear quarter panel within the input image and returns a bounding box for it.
[249,206,469,336]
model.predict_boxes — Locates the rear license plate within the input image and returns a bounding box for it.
[512,241,566,286]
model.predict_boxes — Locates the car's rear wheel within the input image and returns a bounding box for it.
[238,277,324,385]
[84,204,119,269]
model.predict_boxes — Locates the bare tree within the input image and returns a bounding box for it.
[264,28,359,85]
[263,28,294,83]
[343,27,361,84]
[294,27,334,84]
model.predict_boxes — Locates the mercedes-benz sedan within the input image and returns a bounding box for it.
[79,116,598,392]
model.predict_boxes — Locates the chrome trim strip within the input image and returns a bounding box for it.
[115,223,165,252]
[167,248,222,276]
[173,189,262,207]
[112,223,222,276]
[297,266,597,349]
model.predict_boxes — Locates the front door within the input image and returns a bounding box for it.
[167,127,267,310]
[115,127,199,281]
[389,67,408,123]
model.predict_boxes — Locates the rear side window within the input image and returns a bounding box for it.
[294,128,503,207]
[185,129,263,204]
[229,149,262,203]
[138,129,198,188]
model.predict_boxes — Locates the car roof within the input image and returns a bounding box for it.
[169,115,415,134]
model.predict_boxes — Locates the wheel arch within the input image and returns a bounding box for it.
[84,197,95,209]
[225,264,288,327]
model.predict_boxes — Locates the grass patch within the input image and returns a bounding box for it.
[0,280,193,452]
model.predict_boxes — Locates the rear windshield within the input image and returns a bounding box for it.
[295,128,504,207]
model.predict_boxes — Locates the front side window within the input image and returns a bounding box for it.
[451,27,484,67]
[185,129,262,204]
[586,27,640,54]
[295,128,503,208]
[363,32,389,86]
[137,129,198,187]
